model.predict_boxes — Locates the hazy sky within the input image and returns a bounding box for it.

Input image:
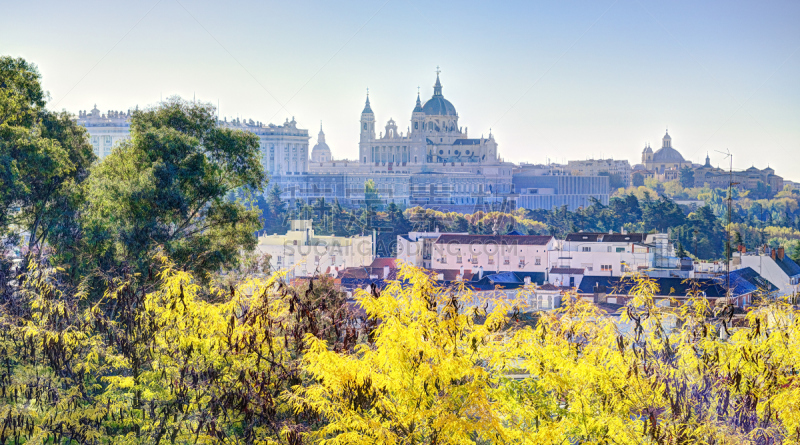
[3,0,799,179]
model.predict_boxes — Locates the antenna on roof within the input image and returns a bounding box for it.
[715,148,738,305]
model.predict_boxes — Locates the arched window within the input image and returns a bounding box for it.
[363,123,367,130]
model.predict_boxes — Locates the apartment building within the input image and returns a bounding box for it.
[256,220,373,278]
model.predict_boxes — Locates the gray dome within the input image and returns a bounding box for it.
[422,73,457,116]
[422,96,457,116]
[652,146,685,163]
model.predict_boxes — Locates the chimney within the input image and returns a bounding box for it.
[778,247,785,261]
[383,265,390,279]
[478,266,483,280]
[771,249,776,260]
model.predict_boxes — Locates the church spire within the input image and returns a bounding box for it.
[433,66,443,97]
[413,88,423,113]
[362,88,373,114]
[318,121,326,142]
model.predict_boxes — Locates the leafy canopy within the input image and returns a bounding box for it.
[77,97,266,282]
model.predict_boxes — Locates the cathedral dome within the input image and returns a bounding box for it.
[422,96,457,116]
[652,146,685,163]
[311,124,332,162]
[422,72,457,116]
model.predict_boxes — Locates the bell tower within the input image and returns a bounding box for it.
[411,87,424,136]
[359,89,375,164]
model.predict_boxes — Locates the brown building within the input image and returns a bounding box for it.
[693,154,783,196]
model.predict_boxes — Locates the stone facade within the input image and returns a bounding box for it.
[76,105,131,159]
[693,154,783,195]
[641,130,692,174]
[567,159,632,186]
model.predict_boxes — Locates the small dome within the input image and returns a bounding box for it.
[311,124,332,162]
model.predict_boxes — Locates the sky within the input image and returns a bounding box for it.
[2,0,799,180]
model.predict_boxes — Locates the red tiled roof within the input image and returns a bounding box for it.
[434,234,553,246]
[370,258,399,268]
[337,268,369,279]
[433,269,474,281]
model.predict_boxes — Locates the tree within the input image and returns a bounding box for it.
[679,166,695,188]
[497,275,800,443]
[675,205,725,259]
[0,256,363,444]
[675,241,687,258]
[289,265,510,443]
[598,171,626,189]
[0,56,95,270]
[632,172,645,187]
[76,97,266,284]
[364,178,381,210]
[263,185,288,235]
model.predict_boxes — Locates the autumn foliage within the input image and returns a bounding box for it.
[1,261,800,444]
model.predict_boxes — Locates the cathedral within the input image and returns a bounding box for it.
[357,70,500,168]
[300,70,515,212]
[640,130,693,174]
[76,70,519,213]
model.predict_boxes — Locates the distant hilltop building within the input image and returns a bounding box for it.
[291,69,517,212]
[694,154,783,194]
[219,116,310,177]
[566,159,632,187]
[629,129,784,196]
[640,130,693,174]
[76,105,131,159]
[357,70,500,168]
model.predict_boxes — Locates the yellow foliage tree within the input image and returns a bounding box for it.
[288,265,512,444]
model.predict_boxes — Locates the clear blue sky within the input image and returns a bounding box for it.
[2,0,799,179]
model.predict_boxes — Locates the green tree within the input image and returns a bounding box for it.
[364,178,381,210]
[676,205,725,259]
[0,56,95,274]
[632,171,645,187]
[77,97,266,284]
[675,241,687,258]
[263,184,287,234]
[598,171,626,189]
[679,166,695,188]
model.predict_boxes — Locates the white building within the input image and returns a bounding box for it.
[220,117,310,177]
[256,220,373,279]
[431,234,555,275]
[733,247,800,297]
[546,232,674,288]
[567,159,632,187]
[396,229,468,270]
[76,105,131,159]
